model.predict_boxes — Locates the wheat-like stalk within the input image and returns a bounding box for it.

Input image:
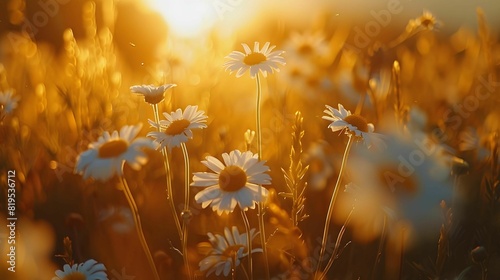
[280,111,309,227]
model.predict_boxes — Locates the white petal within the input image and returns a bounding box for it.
[202,156,226,172]
[242,43,251,54]
[195,186,221,203]
[192,173,219,187]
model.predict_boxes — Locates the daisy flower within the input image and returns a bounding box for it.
[304,141,334,191]
[75,124,155,181]
[223,42,285,78]
[416,10,439,30]
[284,31,329,62]
[322,104,385,149]
[339,133,452,243]
[199,226,261,277]
[192,150,271,215]
[130,84,176,105]
[0,89,20,116]
[147,105,207,150]
[52,259,108,280]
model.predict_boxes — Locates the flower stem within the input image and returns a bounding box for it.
[240,263,250,280]
[398,227,406,280]
[180,142,192,280]
[319,206,355,279]
[256,72,263,161]
[371,214,387,280]
[315,135,354,278]
[255,73,270,280]
[241,210,253,280]
[480,263,487,280]
[153,104,183,242]
[119,176,160,280]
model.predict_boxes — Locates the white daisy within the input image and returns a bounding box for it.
[75,124,155,181]
[199,226,261,277]
[0,89,20,117]
[416,10,440,30]
[52,259,108,280]
[147,105,207,150]
[223,42,285,78]
[284,31,329,62]
[340,133,452,243]
[192,150,271,215]
[322,104,385,148]
[304,141,334,191]
[130,84,176,105]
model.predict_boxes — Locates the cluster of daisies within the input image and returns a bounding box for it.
[60,38,451,280]
[65,42,286,279]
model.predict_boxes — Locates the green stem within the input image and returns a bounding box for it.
[180,142,192,279]
[241,210,253,280]
[255,73,270,280]
[315,135,354,278]
[153,104,183,242]
[119,176,160,280]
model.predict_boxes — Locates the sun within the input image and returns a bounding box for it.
[146,0,216,37]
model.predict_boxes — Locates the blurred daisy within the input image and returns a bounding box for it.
[75,124,155,181]
[339,134,452,243]
[147,105,207,150]
[279,58,331,97]
[223,42,285,78]
[284,31,329,62]
[130,84,176,105]
[199,226,261,277]
[323,104,385,148]
[304,141,334,191]
[0,89,20,117]
[416,10,439,30]
[52,259,108,280]
[192,150,271,215]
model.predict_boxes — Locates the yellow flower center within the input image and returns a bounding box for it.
[344,114,369,133]
[98,139,128,158]
[419,15,435,29]
[243,52,267,66]
[219,166,247,192]
[144,92,165,105]
[62,272,87,280]
[165,119,190,136]
[222,244,245,259]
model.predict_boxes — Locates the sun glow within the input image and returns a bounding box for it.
[147,0,216,37]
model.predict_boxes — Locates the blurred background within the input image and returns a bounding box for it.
[0,0,499,279]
